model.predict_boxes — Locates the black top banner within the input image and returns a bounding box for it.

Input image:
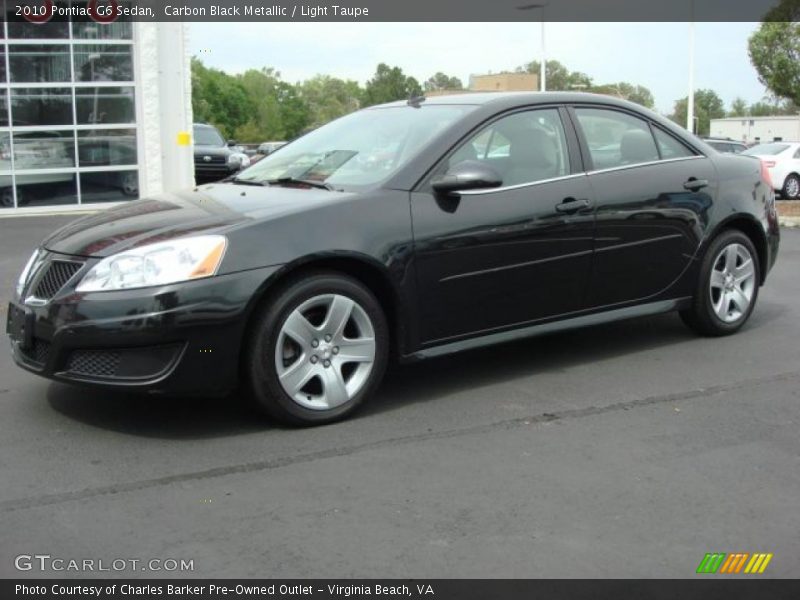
[2,0,798,23]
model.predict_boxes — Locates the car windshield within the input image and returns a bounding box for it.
[194,126,224,146]
[235,105,473,189]
[743,143,790,156]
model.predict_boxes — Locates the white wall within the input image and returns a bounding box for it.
[710,117,800,144]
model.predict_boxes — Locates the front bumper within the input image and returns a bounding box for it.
[8,258,280,397]
[194,162,238,181]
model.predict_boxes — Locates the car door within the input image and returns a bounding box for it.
[410,106,596,345]
[571,106,717,308]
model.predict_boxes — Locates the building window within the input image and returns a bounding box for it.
[0,18,138,209]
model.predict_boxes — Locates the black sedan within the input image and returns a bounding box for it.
[7,93,780,425]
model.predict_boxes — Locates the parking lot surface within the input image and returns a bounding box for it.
[1,217,799,578]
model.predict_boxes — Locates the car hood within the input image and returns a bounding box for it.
[194,144,230,155]
[42,183,356,258]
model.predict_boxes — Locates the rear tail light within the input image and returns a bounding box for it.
[760,159,774,189]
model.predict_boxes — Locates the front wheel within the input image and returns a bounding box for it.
[245,271,389,425]
[782,173,800,200]
[680,230,760,336]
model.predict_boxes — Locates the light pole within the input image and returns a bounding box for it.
[517,3,548,92]
[687,1,695,133]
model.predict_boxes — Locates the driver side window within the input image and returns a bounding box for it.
[446,108,570,187]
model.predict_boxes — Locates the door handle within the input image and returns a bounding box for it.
[555,197,593,213]
[683,178,709,191]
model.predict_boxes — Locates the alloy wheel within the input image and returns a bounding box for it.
[274,294,376,410]
[708,243,756,323]
[785,176,800,199]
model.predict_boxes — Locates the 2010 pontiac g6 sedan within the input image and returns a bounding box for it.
[7,93,780,425]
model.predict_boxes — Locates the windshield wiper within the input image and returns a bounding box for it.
[228,177,267,186]
[267,177,335,191]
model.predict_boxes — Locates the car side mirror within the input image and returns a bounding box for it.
[431,160,503,195]
[227,140,237,147]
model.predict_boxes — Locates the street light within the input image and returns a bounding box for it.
[516,3,548,92]
[687,0,695,133]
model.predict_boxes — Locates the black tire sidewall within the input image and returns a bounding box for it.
[246,272,389,425]
[694,230,760,335]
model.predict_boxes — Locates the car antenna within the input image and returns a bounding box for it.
[407,95,426,108]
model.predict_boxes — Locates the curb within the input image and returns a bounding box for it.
[780,217,800,229]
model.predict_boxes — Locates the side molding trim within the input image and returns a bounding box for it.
[409,298,691,360]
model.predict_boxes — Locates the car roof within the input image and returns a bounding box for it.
[372,91,649,111]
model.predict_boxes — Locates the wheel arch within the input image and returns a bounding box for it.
[706,214,769,285]
[782,171,800,195]
[238,252,408,366]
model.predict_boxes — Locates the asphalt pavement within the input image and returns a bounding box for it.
[1,216,799,578]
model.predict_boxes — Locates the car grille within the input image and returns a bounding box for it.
[33,260,83,300]
[21,339,51,366]
[67,350,122,378]
[195,155,226,165]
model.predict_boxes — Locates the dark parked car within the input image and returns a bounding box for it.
[193,123,248,183]
[704,137,748,154]
[8,93,780,425]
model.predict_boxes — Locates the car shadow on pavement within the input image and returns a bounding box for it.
[46,304,787,439]
[46,386,269,439]
[364,304,787,418]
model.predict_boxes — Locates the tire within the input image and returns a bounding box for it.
[680,229,760,337]
[782,173,800,200]
[0,188,13,208]
[245,271,389,426]
[120,172,139,197]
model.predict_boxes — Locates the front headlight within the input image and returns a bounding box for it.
[76,235,227,292]
[16,249,39,297]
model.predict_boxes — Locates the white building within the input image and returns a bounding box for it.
[710,116,800,144]
[0,18,194,214]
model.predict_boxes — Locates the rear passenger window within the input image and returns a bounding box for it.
[653,128,694,159]
[575,108,659,170]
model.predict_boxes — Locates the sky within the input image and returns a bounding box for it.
[188,22,768,115]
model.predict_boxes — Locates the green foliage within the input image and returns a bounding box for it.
[424,72,464,92]
[729,97,749,117]
[748,98,799,116]
[669,89,726,136]
[191,58,252,139]
[299,75,363,129]
[363,63,423,106]
[748,19,800,106]
[517,59,592,91]
[589,82,655,109]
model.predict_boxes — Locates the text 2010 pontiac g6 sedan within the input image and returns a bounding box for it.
[7,93,780,425]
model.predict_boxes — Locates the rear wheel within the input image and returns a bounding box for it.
[782,174,800,199]
[245,271,389,425]
[680,230,760,336]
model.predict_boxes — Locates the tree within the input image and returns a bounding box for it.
[748,2,800,105]
[729,97,749,117]
[299,75,362,129]
[749,97,799,116]
[423,72,464,92]
[517,59,592,91]
[590,82,655,108]
[670,89,726,136]
[362,63,423,106]
[191,58,253,139]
